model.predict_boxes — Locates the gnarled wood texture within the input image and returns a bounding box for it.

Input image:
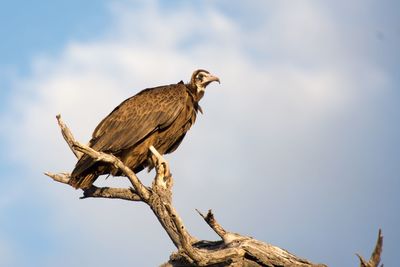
[46,115,383,267]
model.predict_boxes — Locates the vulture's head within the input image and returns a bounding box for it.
[189,69,220,100]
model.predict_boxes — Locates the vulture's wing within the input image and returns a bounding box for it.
[90,83,187,152]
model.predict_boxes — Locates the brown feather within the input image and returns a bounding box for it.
[69,70,217,189]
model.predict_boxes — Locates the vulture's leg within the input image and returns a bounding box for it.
[149,146,172,189]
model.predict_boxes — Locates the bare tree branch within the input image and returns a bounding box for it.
[80,186,142,201]
[44,171,141,201]
[47,114,384,267]
[54,115,151,201]
[56,114,82,159]
[72,142,151,201]
[196,209,227,240]
[45,171,70,184]
[357,229,383,267]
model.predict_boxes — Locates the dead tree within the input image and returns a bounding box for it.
[45,115,383,267]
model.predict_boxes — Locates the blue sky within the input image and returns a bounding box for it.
[0,1,399,266]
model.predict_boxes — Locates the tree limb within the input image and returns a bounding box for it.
[46,115,383,267]
[196,209,227,240]
[53,114,151,201]
[56,114,82,159]
[45,171,71,184]
[80,186,142,201]
[72,142,151,201]
[357,229,383,267]
[44,171,141,201]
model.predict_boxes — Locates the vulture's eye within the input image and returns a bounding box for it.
[197,74,204,81]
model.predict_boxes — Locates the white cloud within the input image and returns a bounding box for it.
[2,0,395,266]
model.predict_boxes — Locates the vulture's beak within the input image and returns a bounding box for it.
[203,74,220,86]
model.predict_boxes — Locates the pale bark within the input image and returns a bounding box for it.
[46,115,383,267]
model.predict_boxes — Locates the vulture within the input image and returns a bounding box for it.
[69,69,220,189]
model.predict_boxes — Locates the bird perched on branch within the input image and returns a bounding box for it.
[69,69,220,189]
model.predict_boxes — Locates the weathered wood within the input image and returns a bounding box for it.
[56,114,83,159]
[46,115,383,267]
[357,229,383,267]
[196,210,227,240]
[44,172,142,201]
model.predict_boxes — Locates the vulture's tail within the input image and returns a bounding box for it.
[69,155,99,189]
[69,173,98,189]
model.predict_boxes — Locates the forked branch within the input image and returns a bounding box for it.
[357,229,383,267]
[46,115,383,267]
